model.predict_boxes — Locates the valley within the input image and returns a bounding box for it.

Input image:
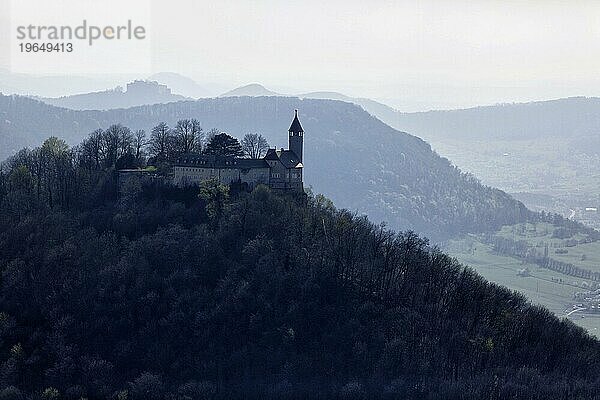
[446,222,600,335]
[385,97,600,231]
[427,137,600,230]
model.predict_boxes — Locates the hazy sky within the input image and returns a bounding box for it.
[2,0,600,110]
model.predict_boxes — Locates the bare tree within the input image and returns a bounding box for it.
[79,129,103,170]
[149,122,173,161]
[241,133,269,159]
[101,125,121,167]
[97,124,133,167]
[117,125,134,157]
[133,129,146,160]
[173,119,203,154]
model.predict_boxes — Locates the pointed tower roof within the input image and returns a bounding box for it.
[288,109,304,133]
[264,148,279,160]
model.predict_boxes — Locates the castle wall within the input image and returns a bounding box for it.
[173,165,270,189]
[173,166,217,186]
[240,168,270,186]
[288,169,303,191]
[267,161,287,190]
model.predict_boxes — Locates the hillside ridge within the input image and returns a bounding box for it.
[0,94,533,240]
[0,157,598,399]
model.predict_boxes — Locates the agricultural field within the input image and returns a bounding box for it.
[445,225,600,336]
[496,222,600,272]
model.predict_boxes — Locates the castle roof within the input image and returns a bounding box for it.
[264,148,279,160]
[278,150,302,168]
[175,153,269,169]
[237,158,270,169]
[288,109,304,133]
[175,150,302,170]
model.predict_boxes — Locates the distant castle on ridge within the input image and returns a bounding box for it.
[173,110,305,191]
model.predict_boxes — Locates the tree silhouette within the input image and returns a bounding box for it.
[241,133,269,159]
[148,122,173,161]
[133,129,146,160]
[173,119,203,154]
[203,133,244,157]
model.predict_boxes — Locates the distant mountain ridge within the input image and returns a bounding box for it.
[0,68,126,98]
[250,89,600,145]
[37,80,189,111]
[390,96,600,141]
[10,70,600,145]
[216,84,402,126]
[0,94,532,240]
[299,91,400,126]
[22,75,401,126]
[148,72,225,98]
[220,83,281,97]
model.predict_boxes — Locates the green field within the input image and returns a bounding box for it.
[446,233,600,336]
[496,222,600,272]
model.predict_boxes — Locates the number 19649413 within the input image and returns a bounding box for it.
[19,42,73,53]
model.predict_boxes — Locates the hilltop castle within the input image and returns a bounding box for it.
[173,110,305,191]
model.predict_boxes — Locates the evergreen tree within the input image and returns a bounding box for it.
[203,133,244,157]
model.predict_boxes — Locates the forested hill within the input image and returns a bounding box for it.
[0,154,599,399]
[0,94,532,240]
[390,96,600,141]
[37,87,188,111]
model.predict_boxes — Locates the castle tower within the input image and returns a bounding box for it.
[288,109,304,162]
